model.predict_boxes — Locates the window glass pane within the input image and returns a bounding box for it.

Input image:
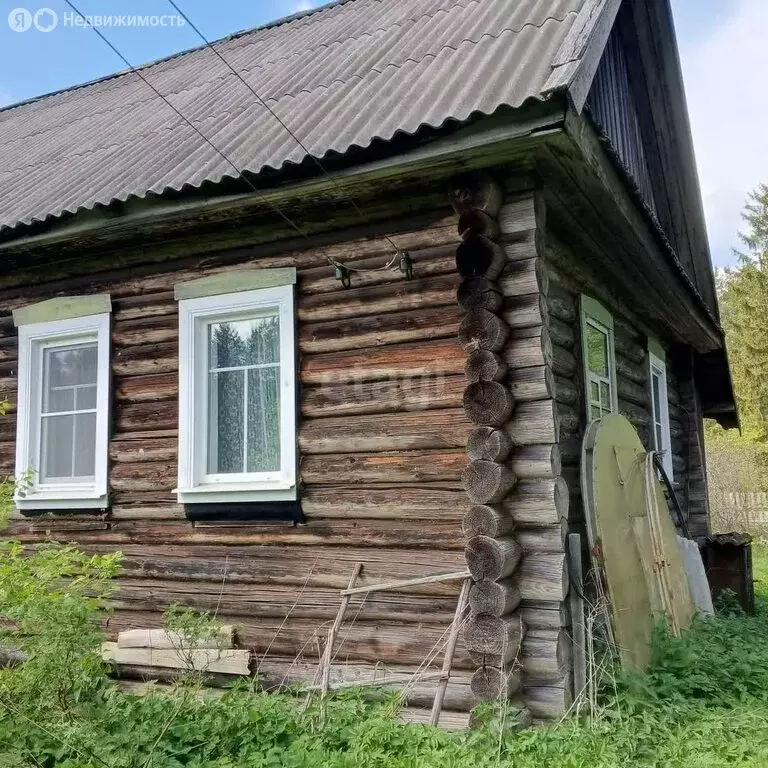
[208,370,245,474]
[590,404,602,420]
[74,412,97,477]
[209,315,280,369]
[651,373,662,422]
[43,344,97,413]
[41,415,74,481]
[590,381,600,403]
[655,423,664,452]
[76,385,97,410]
[247,367,281,472]
[586,325,609,377]
[600,381,611,410]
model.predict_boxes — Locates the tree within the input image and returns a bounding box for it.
[718,184,768,440]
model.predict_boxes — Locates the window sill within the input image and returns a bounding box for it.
[15,492,108,511]
[175,484,297,505]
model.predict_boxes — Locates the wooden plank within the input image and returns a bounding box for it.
[102,642,250,675]
[117,626,234,650]
[341,570,470,597]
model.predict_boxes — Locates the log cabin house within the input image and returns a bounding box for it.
[0,0,736,723]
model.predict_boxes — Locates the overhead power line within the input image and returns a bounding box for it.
[163,0,405,268]
[62,0,312,246]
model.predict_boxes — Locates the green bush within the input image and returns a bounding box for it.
[0,543,767,767]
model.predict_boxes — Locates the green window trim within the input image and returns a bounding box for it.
[580,295,618,420]
[12,294,112,327]
[174,268,297,301]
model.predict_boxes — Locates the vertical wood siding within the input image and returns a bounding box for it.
[587,25,656,217]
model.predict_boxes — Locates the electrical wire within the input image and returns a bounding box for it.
[61,0,313,248]
[162,0,407,273]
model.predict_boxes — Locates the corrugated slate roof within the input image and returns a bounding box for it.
[0,0,601,233]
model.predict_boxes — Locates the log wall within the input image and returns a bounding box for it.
[0,205,485,718]
[542,230,709,547]
[452,182,570,720]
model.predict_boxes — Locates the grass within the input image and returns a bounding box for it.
[2,546,768,767]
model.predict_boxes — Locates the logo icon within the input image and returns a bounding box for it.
[8,7,32,31]
[33,7,57,31]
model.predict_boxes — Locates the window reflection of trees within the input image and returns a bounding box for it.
[208,316,281,475]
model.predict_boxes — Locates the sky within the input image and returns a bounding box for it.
[0,0,763,268]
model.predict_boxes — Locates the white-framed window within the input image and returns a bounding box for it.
[648,342,674,480]
[176,284,297,504]
[14,312,111,510]
[580,296,618,421]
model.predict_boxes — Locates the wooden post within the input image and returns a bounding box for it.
[568,534,587,706]
[320,562,363,697]
[429,576,471,727]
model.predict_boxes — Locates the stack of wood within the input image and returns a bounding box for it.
[451,177,571,719]
[102,625,250,676]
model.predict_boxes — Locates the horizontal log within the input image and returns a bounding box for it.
[502,477,569,525]
[301,375,464,418]
[301,338,464,385]
[516,524,567,554]
[112,315,177,347]
[463,614,524,664]
[300,450,465,485]
[469,578,521,617]
[507,366,554,402]
[298,275,458,323]
[553,375,579,406]
[459,309,510,353]
[110,461,175,492]
[115,373,177,404]
[498,196,536,237]
[398,708,470,730]
[470,666,522,700]
[110,437,177,464]
[463,381,515,427]
[508,444,561,479]
[257,658,475,711]
[111,579,459,623]
[519,601,568,630]
[551,343,578,378]
[114,342,177,376]
[503,329,551,370]
[299,244,456,296]
[501,293,545,330]
[457,278,503,313]
[462,461,517,505]
[465,536,522,581]
[110,505,185,520]
[106,610,476,668]
[108,544,467,595]
[10,518,467,550]
[301,486,467,520]
[299,409,471,454]
[544,285,577,324]
[521,629,570,680]
[617,376,649,408]
[115,401,177,433]
[504,401,558,445]
[299,305,461,355]
[516,553,568,602]
[615,352,646,386]
[523,682,571,720]
[499,258,546,298]
[112,291,176,321]
[465,350,507,384]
